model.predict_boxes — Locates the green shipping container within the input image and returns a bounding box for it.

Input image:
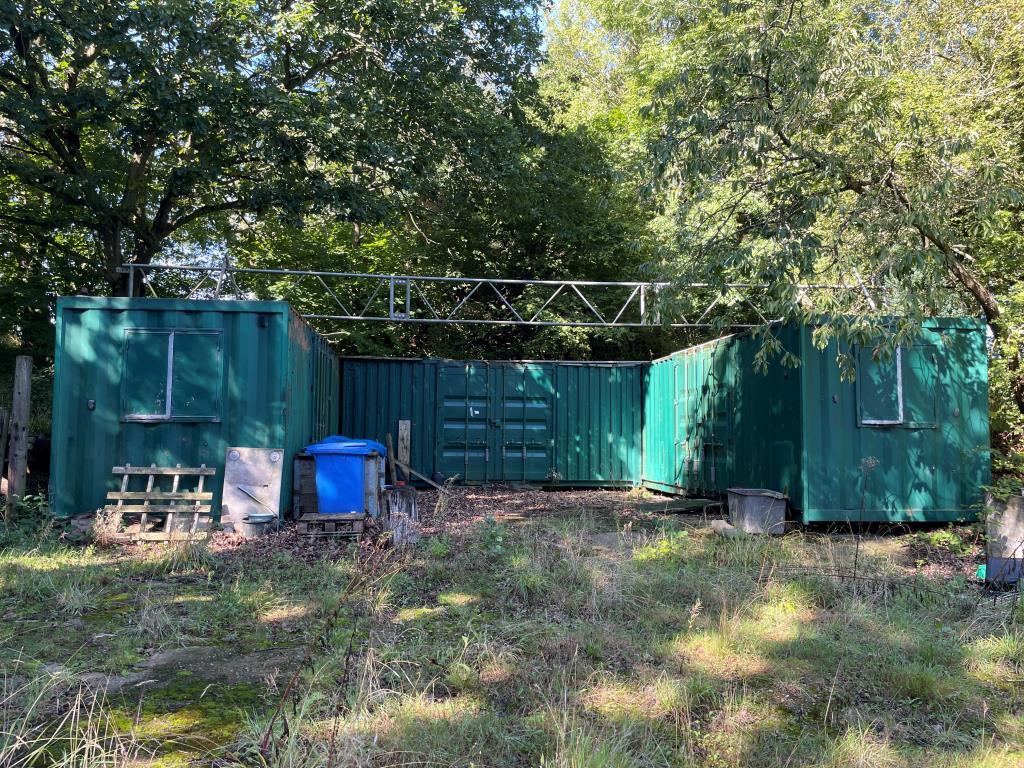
[49,298,339,519]
[50,298,989,526]
[341,358,643,486]
[641,321,990,523]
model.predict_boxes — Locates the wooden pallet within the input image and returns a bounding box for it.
[296,512,366,539]
[104,464,215,542]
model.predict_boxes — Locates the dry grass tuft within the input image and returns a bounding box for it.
[0,668,158,767]
[90,508,123,548]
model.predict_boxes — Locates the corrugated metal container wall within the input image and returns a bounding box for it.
[284,311,340,508]
[49,298,338,519]
[640,356,676,493]
[727,327,804,499]
[642,321,989,523]
[642,337,746,495]
[341,358,438,483]
[340,358,642,486]
[799,320,989,522]
[553,364,642,484]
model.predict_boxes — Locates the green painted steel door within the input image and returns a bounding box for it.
[849,344,941,513]
[682,355,701,488]
[494,364,555,482]
[673,357,690,488]
[707,352,733,491]
[437,363,556,483]
[690,346,731,492]
[438,363,490,482]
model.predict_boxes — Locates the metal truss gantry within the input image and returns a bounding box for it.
[121,263,873,329]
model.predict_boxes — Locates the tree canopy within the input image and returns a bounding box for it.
[542,0,1024,444]
[1,0,1022,446]
[0,0,543,293]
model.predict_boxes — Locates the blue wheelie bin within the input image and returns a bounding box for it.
[305,438,387,517]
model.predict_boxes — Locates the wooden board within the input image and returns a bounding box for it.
[0,406,9,477]
[114,504,213,515]
[221,447,284,532]
[107,491,212,501]
[292,455,319,518]
[113,466,216,476]
[5,356,31,514]
[296,512,366,539]
[397,420,411,481]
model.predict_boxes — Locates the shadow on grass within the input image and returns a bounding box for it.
[367,515,1021,767]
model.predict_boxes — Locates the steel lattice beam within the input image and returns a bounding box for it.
[121,263,880,329]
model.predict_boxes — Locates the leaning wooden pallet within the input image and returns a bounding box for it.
[104,464,215,542]
[296,512,366,539]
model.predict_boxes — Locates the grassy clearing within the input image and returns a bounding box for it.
[1,495,1022,766]
[0,521,365,765]
[243,509,1023,767]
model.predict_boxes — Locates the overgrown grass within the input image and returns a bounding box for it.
[0,668,158,767]
[2,504,1022,766]
[230,512,1023,767]
[0,529,364,765]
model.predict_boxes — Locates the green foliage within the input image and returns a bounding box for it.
[0,0,549,355]
[911,528,974,559]
[221,94,671,359]
[481,515,507,557]
[0,494,55,546]
[545,0,1024,438]
[425,534,454,560]
[0,0,691,364]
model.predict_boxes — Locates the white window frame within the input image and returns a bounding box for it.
[859,346,904,426]
[122,328,222,423]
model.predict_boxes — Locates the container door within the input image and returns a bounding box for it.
[682,353,701,489]
[673,357,687,488]
[696,351,714,490]
[849,345,939,513]
[708,351,732,492]
[438,363,490,483]
[493,364,555,482]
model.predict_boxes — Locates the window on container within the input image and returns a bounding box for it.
[857,346,902,425]
[122,329,223,422]
[856,345,936,428]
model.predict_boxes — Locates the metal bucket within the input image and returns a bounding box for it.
[727,489,787,535]
[237,512,278,538]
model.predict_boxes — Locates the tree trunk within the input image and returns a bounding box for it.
[942,250,1024,417]
[100,223,128,296]
[101,223,163,296]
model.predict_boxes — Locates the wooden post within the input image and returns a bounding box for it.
[0,408,8,500]
[0,407,9,477]
[385,433,398,486]
[6,356,32,517]
[397,420,411,483]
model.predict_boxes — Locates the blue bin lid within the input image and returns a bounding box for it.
[306,437,387,456]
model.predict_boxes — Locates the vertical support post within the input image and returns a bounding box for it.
[640,285,646,324]
[127,266,135,297]
[0,407,9,479]
[6,356,32,517]
[386,433,398,486]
